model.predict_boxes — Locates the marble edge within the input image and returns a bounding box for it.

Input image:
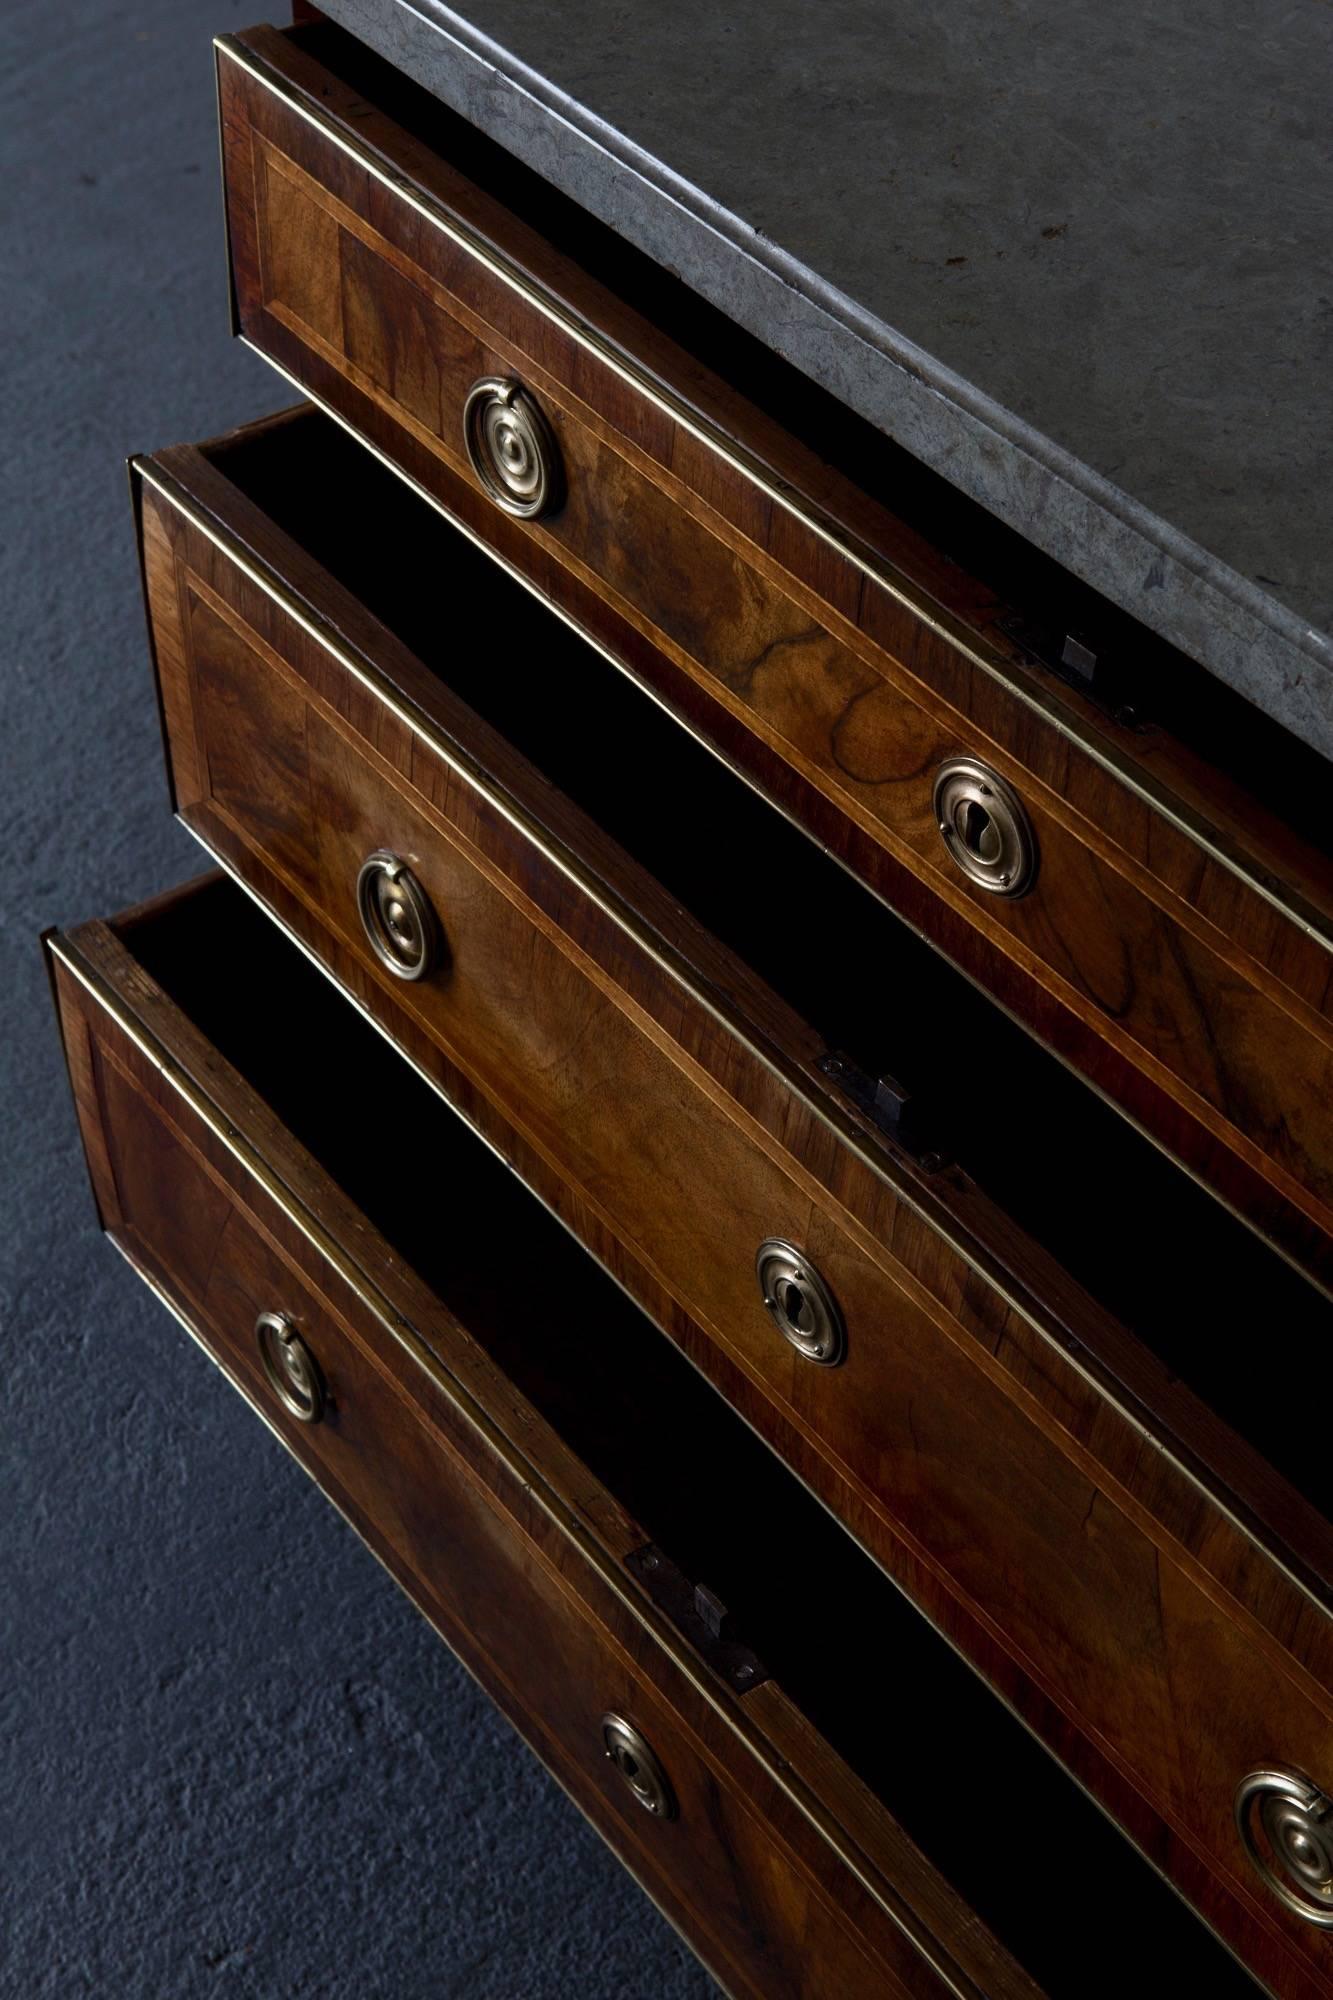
[315,0,1333,761]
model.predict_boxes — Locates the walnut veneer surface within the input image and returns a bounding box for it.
[127,405,1332,1995]
[46,878,1268,1999]
[36,10,1333,1998]
[218,22,1333,1299]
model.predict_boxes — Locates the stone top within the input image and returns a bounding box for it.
[316,0,1333,759]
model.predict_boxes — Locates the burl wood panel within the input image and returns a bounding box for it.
[45,918,1044,2000]
[134,444,1333,1997]
[216,24,1333,1292]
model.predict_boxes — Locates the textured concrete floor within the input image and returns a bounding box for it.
[0,4,715,1994]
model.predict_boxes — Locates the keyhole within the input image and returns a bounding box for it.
[777,1277,811,1331]
[959,798,1002,864]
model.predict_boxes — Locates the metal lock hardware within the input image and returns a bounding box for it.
[255,1311,325,1424]
[755,1239,845,1366]
[625,1545,770,1693]
[933,757,1036,897]
[1236,1768,1333,1925]
[462,375,564,519]
[601,1714,677,1820]
[356,849,440,982]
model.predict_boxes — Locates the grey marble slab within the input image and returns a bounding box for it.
[315,0,1333,759]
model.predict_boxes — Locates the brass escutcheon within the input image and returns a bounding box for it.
[601,1714,677,1820]
[933,756,1037,897]
[755,1239,846,1366]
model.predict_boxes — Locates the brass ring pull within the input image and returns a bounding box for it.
[462,375,564,519]
[933,757,1037,897]
[255,1311,325,1425]
[356,849,440,982]
[601,1714,677,1820]
[1236,1768,1333,1926]
[755,1239,845,1366]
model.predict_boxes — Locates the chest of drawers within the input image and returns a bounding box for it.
[45,11,1333,1997]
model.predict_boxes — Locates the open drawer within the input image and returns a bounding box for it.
[131,406,1333,1995]
[46,872,1269,2000]
[215,20,1333,1296]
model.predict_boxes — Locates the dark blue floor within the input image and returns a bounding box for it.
[1,5,716,1993]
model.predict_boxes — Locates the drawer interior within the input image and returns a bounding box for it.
[120,873,1259,1998]
[206,409,1332,1523]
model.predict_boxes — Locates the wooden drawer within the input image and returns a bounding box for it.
[46,872,1268,2000]
[216,20,1333,1297]
[133,407,1333,1996]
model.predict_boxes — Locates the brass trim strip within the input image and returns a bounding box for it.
[125,455,180,821]
[216,30,1333,954]
[212,42,242,341]
[133,444,1333,1622]
[61,933,989,2000]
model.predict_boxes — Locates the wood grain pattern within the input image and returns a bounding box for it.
[217,23,1333,1293]
[131,435,1333,1996]
[44,912,1053,2000]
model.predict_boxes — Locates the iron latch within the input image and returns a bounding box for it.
[625,1545,770,1693]
[996,613,1145,729]
[817,1050,946,1169]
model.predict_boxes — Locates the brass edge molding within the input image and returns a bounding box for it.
[212,41,242,342]
[132,446,1333,1620]
[215,31,1333,953]
[59,931,986,2000]
[126,455,181,821]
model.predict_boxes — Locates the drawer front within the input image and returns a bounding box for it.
[136,439,1333,1994]
[217,24,1333,1294]
[47,918,1031,2000]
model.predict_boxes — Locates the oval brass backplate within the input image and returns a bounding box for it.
[601,1713,677,1820]
[933,757,1037,897]
[462,375,564,519]
[755,1239,846,1366]
[255,1311,325,1424]
[356,849,440,982]
[1236,1767,1333,1926]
